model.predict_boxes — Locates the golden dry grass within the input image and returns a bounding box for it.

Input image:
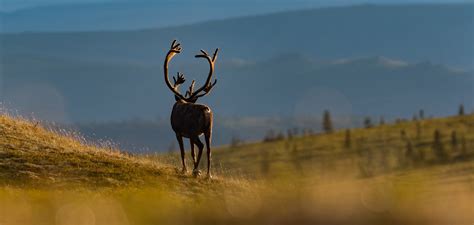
[0,114,239,196]
[0,113,473,225]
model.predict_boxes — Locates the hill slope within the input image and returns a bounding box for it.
[205,114,474,179]
[0,114,226,192]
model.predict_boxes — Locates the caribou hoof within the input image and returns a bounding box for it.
[181,168,188,174]
[192,169,202,177]
[206,174,213,180]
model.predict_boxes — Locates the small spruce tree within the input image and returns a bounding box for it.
[416,122,422,140]
[379,116,385,125]
[168,141,176,154]
[322,110,333,133]
[451,130,458,150]
[400,129,407,141]
[344,129,351,149]
[276,131,285,140]
[405,140,414,166]
[458,104,465,116]
[264,129,275,142]
[461,135,467,157]
[364,117,372,128]
[287,129,293,139]
[231,135,242,147]
[419,109,425,120]
[432,129,447,161]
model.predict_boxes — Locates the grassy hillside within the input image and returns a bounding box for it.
[0,113,472,224]
[210,114,474,179]
[0,114,234,194]
[152,114,474,224]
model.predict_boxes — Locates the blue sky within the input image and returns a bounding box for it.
[2,0,472,11]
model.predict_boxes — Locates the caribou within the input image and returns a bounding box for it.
[163,40,219,178]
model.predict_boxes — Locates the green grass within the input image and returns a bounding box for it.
[0,113,473,225]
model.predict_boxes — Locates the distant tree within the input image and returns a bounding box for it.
[264,130,285,142]
[400,129,407,141]
[379,116,385,126]
[344,129,352,149]
[419,109,425,120]
[260,149,270,176]
[415,122,422,140]
[231,135,242,147]
[290,144,302,174]
[432,129,447,161]
[405,140,413,158]
[168,141,176,154]
[451,130,458,150]
[458,104,465,116]
[417,148,425,162]
[287,129,294,139]
[364,117,372,128]
[355,137,374,177]
[302,128,308,136]
[263,129,276,142]
[322,110,334,133]
[461,135,467,157]
[292,128,300,136]
[275,131,285,140]
[379,146,389,172]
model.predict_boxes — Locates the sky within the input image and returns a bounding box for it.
[1,0,472,11]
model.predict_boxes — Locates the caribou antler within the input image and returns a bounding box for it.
[186,48,219,100]
[164,40,186,100]
[173,72,186,88]
[164,40,219,102]
[185,80,195,98]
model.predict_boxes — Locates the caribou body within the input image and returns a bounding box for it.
[163,40,219,178]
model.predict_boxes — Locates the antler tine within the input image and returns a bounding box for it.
[173,72,186,87]
[185,80,195,97]
[193,79,217,99]
[171,40,181,49]
[207,79,217,91]
[164,40,186,100]
[212,48,219,62]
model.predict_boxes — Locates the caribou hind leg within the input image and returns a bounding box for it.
[204,130,212,178]
[190,139,196,166]
[192,137,204,177]
[176,134,187,174]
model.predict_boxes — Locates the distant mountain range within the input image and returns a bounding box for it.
[2,1,470,32]
[1,51,471,123]
[2,4,473,67]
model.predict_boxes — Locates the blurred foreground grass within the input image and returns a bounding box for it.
[1,114,473,224]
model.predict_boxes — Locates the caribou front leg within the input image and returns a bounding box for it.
[190,139,197,166]
[176,134,187,174]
